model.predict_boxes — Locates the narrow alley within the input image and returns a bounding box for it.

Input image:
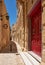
[0,40,41,65]
[0,0,45,65]
[0,41,41,65]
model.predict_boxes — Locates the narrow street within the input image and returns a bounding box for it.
[0,41,25,65]
[0,41,41,65]
[0,0,45,65]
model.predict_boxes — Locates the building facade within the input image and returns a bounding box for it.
[42,0,45,63]
[12,0,45,64]
[27,0,45,64]
[0,0,10,52]
[12,2,25,50]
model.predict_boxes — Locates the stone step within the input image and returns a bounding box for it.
[28,51,41,63]
[24,52,40,65]
[20,52,40,65]
[20,52,32,65]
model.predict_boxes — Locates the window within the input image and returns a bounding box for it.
[0,15,3,21]
[3,24,8,29]
[6,15,9,20]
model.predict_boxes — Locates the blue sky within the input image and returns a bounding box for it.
[4,0,17,27]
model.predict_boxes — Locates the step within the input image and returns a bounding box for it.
[20,52,40,65]
[24,52,40,65]
[20,52,32,65]
[28,51,41,63]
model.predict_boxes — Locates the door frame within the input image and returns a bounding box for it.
[28,0,42,56]
[28,18,32,51]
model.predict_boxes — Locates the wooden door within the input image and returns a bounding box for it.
[31,0,41,56]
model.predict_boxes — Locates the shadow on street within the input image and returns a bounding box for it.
[0,41,18,53]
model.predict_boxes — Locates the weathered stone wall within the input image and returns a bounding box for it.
[0,0,10,51]
[0,0,2,50]
[42,0,45,62]
[12,0,45,64]
[15,0,38,51]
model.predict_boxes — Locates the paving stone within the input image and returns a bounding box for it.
[0,53,25,65]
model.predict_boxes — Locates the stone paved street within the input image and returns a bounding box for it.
[0,41,25,65]
[0,53,25,65]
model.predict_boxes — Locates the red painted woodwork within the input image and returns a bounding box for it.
[31,13,41,56]
[29,0,42,56]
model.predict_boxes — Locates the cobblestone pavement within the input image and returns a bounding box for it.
[0,53,25,65]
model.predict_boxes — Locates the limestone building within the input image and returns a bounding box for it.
[12,0,45,64]
[12,1,25,51]
[0,0,10,52]
[42,0,45,63]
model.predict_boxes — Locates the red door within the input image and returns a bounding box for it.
[31,0,41,56]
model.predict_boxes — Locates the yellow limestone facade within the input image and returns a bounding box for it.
[12,0,45,64]
[0,0,10,52]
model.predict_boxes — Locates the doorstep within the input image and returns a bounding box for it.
[13,41,41,65]
[19,52,40,65]
[28,51,41,63]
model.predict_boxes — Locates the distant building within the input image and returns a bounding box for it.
[0,0,10,51]
[12,1,25,50]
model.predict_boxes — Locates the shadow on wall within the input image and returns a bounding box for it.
[0,41,18,53]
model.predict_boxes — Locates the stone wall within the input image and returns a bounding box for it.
[12,1,25,50]
[12,0,45,64]
[0,0,10,51]
[42,0,45,62]
[15,0,38,51]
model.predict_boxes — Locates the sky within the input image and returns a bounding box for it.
[4,0,17,27]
